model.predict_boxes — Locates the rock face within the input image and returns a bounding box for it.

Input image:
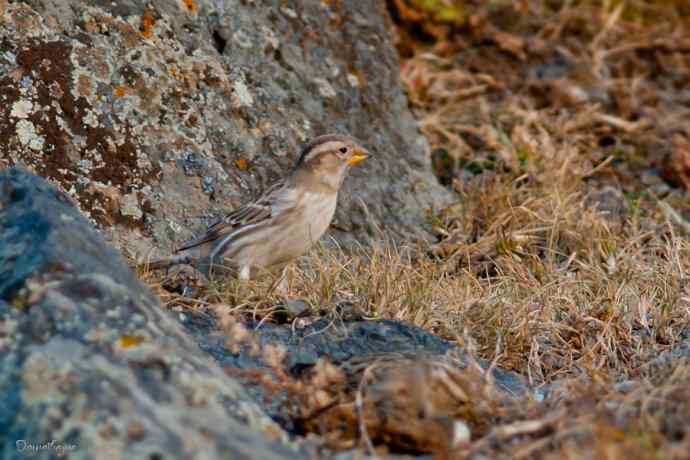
[0,0,450,260]
[0,169,301,460]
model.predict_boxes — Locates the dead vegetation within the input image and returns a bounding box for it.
[139,1,690,458]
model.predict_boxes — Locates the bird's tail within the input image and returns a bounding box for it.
[137,254,194,272]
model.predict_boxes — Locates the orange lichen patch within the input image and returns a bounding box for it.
[349,68,365,87]
[321,0,342,9]
[126,421,146,441]
[234,158,248,171]
[82,17,98,33]
[140,8,155,39]
[168,65,180,79]
[182,0,198,13]
[117,334,146,348]
[113,85,127,97]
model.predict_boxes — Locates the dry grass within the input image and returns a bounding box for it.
[139,209,690,457]
[137,1,690,457]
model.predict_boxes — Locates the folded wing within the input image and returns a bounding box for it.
[175,181,284,253]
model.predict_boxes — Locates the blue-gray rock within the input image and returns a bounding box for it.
[0,169,302,460]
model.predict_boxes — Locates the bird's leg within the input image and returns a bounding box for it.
[277,271,289,293]
[231,265,252,300]
[238,265,251,281]
[268,266,290,295]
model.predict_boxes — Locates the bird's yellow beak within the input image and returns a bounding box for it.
[347,148,369,166]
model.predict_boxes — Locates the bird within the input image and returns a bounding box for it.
[142,134,369,285]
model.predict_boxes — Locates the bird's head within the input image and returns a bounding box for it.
[294,134,369,191]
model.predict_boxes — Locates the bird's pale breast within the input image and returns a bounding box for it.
[233,191,338,271]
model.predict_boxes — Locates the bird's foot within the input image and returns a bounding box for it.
[162,264,210,297]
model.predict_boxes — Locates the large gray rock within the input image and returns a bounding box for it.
[0,0,450,260]
[0,168,302,460]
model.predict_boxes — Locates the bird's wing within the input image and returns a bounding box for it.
[175,181,286,253]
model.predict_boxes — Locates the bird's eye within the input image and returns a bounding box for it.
[339,147,348,154]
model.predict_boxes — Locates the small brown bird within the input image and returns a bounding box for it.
[144,134,369,282]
